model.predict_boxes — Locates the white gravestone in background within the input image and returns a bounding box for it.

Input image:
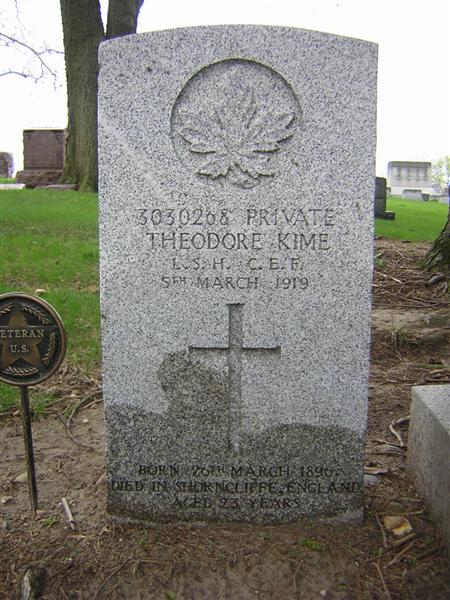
[99,26,378,524]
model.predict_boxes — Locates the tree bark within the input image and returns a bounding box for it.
[60,0,144,191]
[106,0,144,39]
[60,0,104,191]
[423,212,450,274]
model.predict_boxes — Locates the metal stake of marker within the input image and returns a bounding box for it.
[0,292,67,514]
[19,386,38,512]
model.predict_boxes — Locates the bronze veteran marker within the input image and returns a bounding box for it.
[0,293,66,512]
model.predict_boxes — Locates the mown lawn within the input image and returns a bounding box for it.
[0,190,99,411]
[375,197,448,242]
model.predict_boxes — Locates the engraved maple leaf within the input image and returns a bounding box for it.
[177,89,295,188]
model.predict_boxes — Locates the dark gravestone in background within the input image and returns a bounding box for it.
[0,152,14,178]
[374,177,386,214]
[23,129,64,169]
[16,129,65,188]
[374,176,395,220]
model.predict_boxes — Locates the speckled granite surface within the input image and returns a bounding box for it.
[98,25,378,524]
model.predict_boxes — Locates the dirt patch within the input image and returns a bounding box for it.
[0,239,449,599]
[373,238,448,310]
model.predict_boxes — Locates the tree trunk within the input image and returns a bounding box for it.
[60,0,104,191]
[423,212,450,273]
[106,0,144,39]
[60,0,144,192]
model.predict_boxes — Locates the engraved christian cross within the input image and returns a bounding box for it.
[189,303,281,453]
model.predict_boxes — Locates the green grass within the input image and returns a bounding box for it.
[297,537,324,552]
[375,197,448,242]
[0,189,99,412]
[0,178,16,184]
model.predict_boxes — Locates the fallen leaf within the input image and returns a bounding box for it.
[383,515,413,537]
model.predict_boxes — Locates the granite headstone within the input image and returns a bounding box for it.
[0,152,14,178]
[99,26,378,524]
[16,129,65,188]
[374,176,394,220]
[401,189,423,201]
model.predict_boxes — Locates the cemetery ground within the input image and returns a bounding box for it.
[0,191,449,599]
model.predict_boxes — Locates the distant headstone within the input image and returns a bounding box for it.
[16,129,65,188]
[374,176,395,220]
[99,26,378,524]
[401,189,423,201]
[0,152,14,178]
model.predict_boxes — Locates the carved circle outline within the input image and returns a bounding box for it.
[171,58,302,189]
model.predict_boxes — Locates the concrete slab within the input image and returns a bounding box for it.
[408,385,450,558]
